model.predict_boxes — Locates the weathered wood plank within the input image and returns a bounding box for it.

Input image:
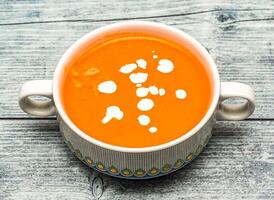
[0,7,273,118]
[0,0,272,24]
[0,119,274,199]
[1,1,273,200]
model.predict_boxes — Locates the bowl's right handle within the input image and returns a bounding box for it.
[18,80,55,116]
[216,82,255,121]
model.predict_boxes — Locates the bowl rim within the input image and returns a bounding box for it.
[53,21,220,153]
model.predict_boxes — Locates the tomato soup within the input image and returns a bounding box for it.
[62,27,212,148]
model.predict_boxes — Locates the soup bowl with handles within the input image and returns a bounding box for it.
[18,21,255,179]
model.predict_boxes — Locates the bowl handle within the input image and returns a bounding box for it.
[18,80,55,116]
[216,82,255,120]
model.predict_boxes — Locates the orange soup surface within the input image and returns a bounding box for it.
[62,29,212,148]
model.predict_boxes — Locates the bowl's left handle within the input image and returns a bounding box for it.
[18,80,56,116]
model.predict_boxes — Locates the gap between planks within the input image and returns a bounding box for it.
[0,117,272,121]
[0,8,273,26]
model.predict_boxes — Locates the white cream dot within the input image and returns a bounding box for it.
[137,115,150,126]
[137,98,154,111]
[149,85,158,95]
[149,127,157,133]
[129,72,148,84]
[152,50,158,59]
[159,88,166,96]
[176,89,187,99]
[97,80,117,94]
[136,58,147,69]
[136,87,149,98]
[102,106,124,124]
[119,63,137,74]
[157,59,174,74]
[136,84,142,87]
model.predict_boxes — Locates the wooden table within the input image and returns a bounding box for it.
[1,1,274,199]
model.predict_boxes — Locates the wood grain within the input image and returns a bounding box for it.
[0,0,272,25]
[0,2,274,118]
[0,1,274,199]
[0,120,273,199]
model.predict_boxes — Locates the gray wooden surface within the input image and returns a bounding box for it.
[0,0,273,199]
